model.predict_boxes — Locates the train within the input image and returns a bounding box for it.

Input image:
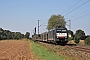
[32,27,68,45]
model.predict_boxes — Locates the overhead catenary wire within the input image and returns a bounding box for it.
[65,12,90,31]
[39,0,90,28]
[37,0,90,32]
[64,0,90,16]
[66,9,90,20]
[62,0,82,14]
[72,12,90,21]
[40,21,47,26]
[38,20,47,34]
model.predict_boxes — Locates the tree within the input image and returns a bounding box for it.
[74,29,85,44]
[85,36,90,45]
[0,28,3,40]
[47,14,66,30]
[24,32,30,39]
[0,28,25,40]
[0,28,3,32]
[74,36,80,44]
[15,32,22,40]
[4,30,11,39]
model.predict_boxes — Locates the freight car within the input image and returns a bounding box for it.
[32,27,68,45]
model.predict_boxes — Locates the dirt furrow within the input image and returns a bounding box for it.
[0,40,38,60]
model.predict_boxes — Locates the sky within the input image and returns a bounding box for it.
[0,0,90,36]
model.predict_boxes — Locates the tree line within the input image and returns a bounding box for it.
[0,28,30,40]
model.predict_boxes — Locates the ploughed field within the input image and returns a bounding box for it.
[0,40,37,60]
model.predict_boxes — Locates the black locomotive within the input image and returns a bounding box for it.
[32,27,68,45]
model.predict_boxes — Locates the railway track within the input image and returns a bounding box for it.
[66,45,90,53]
[39,41,90,53]
[38,41,90,60]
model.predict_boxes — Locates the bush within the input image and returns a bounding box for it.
[85,36,90,45]
[74,37,80,44]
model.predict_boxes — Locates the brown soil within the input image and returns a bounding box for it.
[0,40,38,60]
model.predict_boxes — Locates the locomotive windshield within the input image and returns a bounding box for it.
[56,29,67,33]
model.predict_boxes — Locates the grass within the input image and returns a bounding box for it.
[29,41,65,60]
[40,43,75,60]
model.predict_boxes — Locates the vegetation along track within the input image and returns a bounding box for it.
[38,41,90,60]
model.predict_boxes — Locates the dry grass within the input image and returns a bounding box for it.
[79,40,85,45]
[68,40,85,45]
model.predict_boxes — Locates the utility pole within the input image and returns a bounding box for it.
[68,20,71,30]
[34,27,36,35]
[38,20,39,35]
[68,20,71,38]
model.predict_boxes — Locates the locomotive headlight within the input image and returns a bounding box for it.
[56,33,58,35]
[62,33,65,35]
[56,33,59,36]
[64,33,67,36]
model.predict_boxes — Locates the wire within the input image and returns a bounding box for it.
[64,0,90,16]
[40,0,90,27]
[72,12,90,21]
[39,21,47,27]
[62,0,82,14]
[67,9,90,19]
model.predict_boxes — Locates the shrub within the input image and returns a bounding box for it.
[85,36,90,45]
[74,37,80,44]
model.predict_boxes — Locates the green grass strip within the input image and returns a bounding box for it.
[30,41,65,60]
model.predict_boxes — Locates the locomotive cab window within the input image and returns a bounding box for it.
[56,29,67,33]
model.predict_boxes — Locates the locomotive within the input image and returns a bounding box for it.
[32,27,68,45]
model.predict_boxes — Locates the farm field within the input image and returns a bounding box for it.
[0,40,38,60]
[0,39,89,60]
[0,39,65,60]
